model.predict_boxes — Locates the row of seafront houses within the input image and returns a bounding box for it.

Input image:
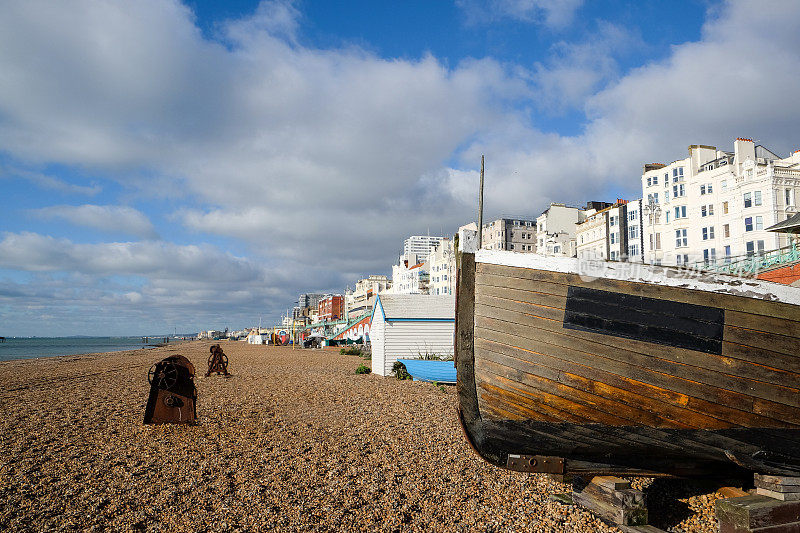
[213,137,800,377]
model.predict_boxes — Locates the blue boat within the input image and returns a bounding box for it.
[397,359,456,384]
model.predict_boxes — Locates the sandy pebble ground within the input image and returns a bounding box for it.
[0,341,741,532]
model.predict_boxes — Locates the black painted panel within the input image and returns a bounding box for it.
[563,285,725,354]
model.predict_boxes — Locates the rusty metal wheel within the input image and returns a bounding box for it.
[148,361,178,390]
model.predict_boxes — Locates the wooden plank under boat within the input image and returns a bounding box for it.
[455,233,800,478]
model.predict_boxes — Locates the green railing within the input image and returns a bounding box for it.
[692,243,800,276]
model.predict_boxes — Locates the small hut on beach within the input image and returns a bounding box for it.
[369,294,455,376]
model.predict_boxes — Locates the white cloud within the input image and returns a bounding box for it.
[457,0,584,28]
[0,232,262,283]
[446,0,800,216]
[0,166,101,196]
[31,205,159,239]
[1,0,800,333]
[530,22,639,112]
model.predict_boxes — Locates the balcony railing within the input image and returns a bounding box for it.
[691,243,800,276]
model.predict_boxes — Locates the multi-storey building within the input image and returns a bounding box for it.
[298,293,325,312]
[344,275,390,319]
[403,235,444,260]
[428,238,455,296]
[391,260,429,294]
[576,199,643,262]
[641,138,800,266]
[317,295,344,322]
[536,203,607,257]
[480,218,538,252]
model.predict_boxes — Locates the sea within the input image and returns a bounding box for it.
[0,336,186,362]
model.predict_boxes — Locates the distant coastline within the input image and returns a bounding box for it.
[0,337,191,363]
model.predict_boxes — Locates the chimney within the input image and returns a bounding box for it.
[734,137,755,167]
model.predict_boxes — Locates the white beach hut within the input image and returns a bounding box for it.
[369,294,456,376]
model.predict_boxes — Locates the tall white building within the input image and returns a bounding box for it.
[428,238,455,296]
[403,235,444,260]
[641,139,800,267]
[576,199,644,262]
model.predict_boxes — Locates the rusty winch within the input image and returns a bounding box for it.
[206,344,229,377]
[144,355,197,424]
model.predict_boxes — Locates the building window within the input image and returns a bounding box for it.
[756,216,763,231]
[629,225,639,239]
[629,210,638,221]
[786,188,795,206]
[723,201,729,214]
[757,240,765,255]
[653,175,659,185]
[674,205,687,218]
[647,177,652,187]
[676,254,688,265]
[665,211,670,223]
[673,184,685,197]
[745,217,753,232]
[649,233,662,250]
[703,248,716,265]
[675,229,688,248]
[746,241,754,256]
[700,184,713,195]
[723,224,730,238]
[724,245,731,263]
[628,244,640,257]
[754,190,762,206]
[673,167,684,182]
[610,232,618,244]
[609,216,617,227]
[744,192,752,208]
[702,226,714,240]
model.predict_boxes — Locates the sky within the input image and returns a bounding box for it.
[2,0,800,336]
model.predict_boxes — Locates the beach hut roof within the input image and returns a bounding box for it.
[767,212,800,234]
[373,294,455,321]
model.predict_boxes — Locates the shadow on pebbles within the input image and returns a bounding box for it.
[0,342,724,532]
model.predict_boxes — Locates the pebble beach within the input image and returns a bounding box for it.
[0,341,736,532]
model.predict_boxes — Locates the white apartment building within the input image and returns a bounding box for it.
[479,218,538,252]
[391,260,429,294]
[576,200,643,262]
[428,238,455,296]
[641,139,800,267]
[403,235,444,260]
[345,275,390,319]
[536,203,592,257]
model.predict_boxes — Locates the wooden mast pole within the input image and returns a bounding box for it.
[478,155,484,248]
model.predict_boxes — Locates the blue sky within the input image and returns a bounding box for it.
[1,0,799,336]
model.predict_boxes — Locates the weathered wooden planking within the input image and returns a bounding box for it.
[476,360,672,427]
[563,285,725,355]
[475,337,733,429]
[476,292,800,384]
[474,321,800,427]
[475,308,800,411]
[475,289,800,392]
[477,261,800,322]
[726,310,800,339]
[477,349,693,429]
[476,272,800,374]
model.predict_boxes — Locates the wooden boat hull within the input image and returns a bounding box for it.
[456,245,800,478]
